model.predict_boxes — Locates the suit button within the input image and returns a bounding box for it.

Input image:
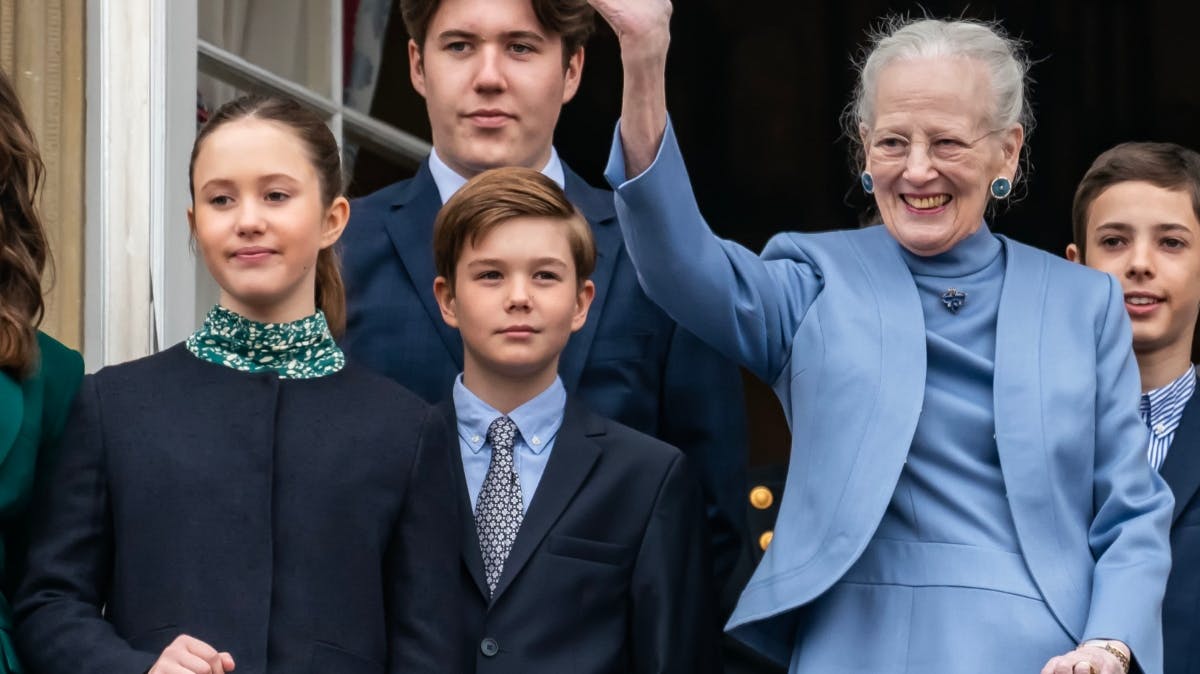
[749,486,774,510]
[759,530,774,551]
[480,637,499,657]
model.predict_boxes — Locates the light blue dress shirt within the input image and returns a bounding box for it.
[428,146,566,204]
[1142,364,1197,471]
[452,374,566,513]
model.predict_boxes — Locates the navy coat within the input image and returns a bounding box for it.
[339,160,749,585]
[1162,376,1200,674]
[14,345,459,674]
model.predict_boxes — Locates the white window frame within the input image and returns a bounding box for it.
[85,0,194,369]
[86,0,431,368]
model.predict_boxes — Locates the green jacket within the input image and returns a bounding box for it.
[0,332,83,672]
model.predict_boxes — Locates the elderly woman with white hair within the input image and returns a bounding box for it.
[588,2,1173,673]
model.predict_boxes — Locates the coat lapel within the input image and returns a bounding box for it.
[991,238,1082,638]
[838,227,927,537]
[437,400,490,599]
[488,398,601,605]
[0,372,25,468]
[557,167,620,391]
[383,162,464,368]
[1158,377,1200,525]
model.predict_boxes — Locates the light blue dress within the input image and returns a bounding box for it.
[789,225,1074,673]
[603,120,1173,673]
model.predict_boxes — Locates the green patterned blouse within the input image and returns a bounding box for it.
[186,305,345,379]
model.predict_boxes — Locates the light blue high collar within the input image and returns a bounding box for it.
[897,222,1002,278]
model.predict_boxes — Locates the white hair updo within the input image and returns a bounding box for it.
[844,17,1034,182]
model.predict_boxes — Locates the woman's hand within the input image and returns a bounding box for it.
[1041,641,1130,674]
[587,0,673,177]
[587,0,672,66]
[149,634,236,674]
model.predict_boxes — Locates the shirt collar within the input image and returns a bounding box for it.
[185,304,345,379]
[452,374,567,455]
[1143,364,1197,437]
[428,147,566,204]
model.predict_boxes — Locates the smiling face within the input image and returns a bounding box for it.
[409,0,583,178]
[189,118,348,324]
[863,56,1022,256]
[434,216,594,392]
[1069,181,1200,357]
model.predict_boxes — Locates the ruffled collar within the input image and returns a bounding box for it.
[186,305,345,379]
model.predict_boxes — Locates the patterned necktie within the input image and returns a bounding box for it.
[475,416,524,595]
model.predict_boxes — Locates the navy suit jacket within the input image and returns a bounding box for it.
[1162,378,1200,674]
[13,346,459,674]
[340,160,749,584]
[439,398,720,674]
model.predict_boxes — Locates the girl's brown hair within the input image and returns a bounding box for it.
[0,69,50,378]
[189,94,347,335]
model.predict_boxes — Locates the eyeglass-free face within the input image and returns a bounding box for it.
[189,118,348,325]
[1072,181,1200,358]
[409,0,584,179]
[434,216,595,397]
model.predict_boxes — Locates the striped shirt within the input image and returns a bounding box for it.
[1141,364,1197,471]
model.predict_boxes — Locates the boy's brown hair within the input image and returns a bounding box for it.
[1072,141,1200,260]
[401,0,595,65]
[434,166,596,290]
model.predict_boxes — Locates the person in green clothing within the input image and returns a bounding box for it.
[0,68,84,672]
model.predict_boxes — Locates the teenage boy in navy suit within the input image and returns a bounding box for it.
[338,0,749,597]
[431,166,719,674]
[1068,141,1200,674]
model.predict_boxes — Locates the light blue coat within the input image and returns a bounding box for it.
[605,123,1174,671]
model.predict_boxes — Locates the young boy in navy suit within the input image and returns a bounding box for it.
[338,0,750,602]
[1067,142,1200,674]
[431,166,719,674]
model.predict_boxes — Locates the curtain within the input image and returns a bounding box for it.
[0,0,86,350]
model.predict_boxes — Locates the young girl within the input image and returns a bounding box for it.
[0,68,83,674]
[13,95,458,674]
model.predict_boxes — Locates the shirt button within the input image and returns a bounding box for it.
[471,435,481,444]
[531,435,541,445]
[1155,423,1167,434]
[480,637,499,657]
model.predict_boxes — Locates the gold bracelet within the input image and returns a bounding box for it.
[1101,643,1130,674]
[1081,641,1130,674]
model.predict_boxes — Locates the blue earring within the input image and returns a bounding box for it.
[990,176,1012,199]
[861,171,874,195]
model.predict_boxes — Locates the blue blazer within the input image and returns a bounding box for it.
[606,123,1174,671]
[1161,378,1200,674]
[339,160,749,583]
[439,398,720,674]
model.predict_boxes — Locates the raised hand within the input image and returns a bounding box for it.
[587,0,672,65]
[587,0,673,177]
[149,634,236,674]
